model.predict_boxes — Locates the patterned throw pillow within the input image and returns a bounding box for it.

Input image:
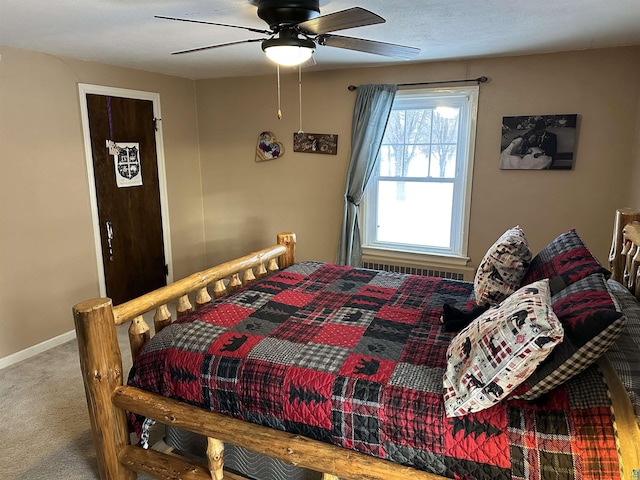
[474,226,532,306]
[522,229,610,293]
[511,273,626,400]
[443,279,563,417]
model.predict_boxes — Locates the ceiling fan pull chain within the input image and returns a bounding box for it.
[298,65,304,134]
[276,64,282,120]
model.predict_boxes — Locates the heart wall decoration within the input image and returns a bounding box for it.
[255,131,284,162]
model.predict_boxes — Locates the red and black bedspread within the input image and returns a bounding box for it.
[128,261,621,480]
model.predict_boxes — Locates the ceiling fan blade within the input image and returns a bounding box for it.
[155,15,271,35]
[171,38,264,55]
[296,7,384,35]
[318,34,420,60]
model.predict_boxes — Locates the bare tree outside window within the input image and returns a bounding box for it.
[379,107,459,201]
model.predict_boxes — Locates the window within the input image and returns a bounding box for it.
[363,86,478,260]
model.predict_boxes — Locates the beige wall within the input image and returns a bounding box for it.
[196,46,640,270]
[0,46,204,359]
[195,69,354,265]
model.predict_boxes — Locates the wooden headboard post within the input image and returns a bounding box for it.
[609,208,640,283]
[73,298,135,480]
[622,222,640,298]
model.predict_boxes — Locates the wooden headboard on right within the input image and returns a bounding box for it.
[609,208,640,300]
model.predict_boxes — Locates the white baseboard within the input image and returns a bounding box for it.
[0,329,77,370]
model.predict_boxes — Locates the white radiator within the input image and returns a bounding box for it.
[361,261,468,281]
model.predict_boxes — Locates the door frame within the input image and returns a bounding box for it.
[78,83,174,297]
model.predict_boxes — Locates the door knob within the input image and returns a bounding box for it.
[106,221,114,261]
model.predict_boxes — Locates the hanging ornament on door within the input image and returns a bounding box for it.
[106,140,143,188]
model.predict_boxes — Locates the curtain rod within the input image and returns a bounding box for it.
[347,76,489,91]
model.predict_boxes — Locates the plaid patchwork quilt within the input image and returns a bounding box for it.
[128,262,622,480]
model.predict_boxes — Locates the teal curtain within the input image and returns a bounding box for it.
[337,84,397,266]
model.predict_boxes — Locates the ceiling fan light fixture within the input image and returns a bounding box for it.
[262,36,315,66]
[264,45,314,66]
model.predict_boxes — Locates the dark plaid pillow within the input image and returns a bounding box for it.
[522,230,610,292]
[512,273,626,400]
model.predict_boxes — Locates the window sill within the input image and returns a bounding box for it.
[362,246,470,269]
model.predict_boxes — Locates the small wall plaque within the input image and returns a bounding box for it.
[293,132,338,155]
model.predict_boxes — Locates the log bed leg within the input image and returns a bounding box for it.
[73,298,135,480]
[206,437,224,480]
[322,474,340,480]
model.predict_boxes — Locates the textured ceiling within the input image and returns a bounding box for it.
[1,0,639,80]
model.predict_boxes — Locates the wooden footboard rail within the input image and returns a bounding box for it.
[112,386,443,480]
[115,232,296,360]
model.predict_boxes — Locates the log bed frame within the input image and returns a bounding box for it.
[74,215,640,480]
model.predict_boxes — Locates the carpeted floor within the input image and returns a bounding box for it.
[0,325,158,480]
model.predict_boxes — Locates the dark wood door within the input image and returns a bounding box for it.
[86,94,167,304]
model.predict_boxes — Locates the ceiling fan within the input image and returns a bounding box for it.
[156,0,420,66]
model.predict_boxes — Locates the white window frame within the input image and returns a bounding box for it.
[362,86,478,265]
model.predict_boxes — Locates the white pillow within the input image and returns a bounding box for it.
[443,279,563,417]
[474,226,531,306]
